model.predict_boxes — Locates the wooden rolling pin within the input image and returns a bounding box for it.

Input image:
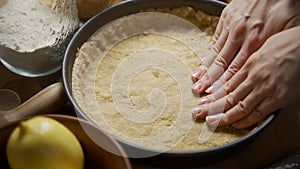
[0,82,67,129]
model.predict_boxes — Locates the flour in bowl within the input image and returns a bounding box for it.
[0,0,77,53]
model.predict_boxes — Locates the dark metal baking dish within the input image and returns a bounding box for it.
[62,0,276,168]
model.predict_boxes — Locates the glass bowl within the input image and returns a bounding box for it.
[0,0,79,77]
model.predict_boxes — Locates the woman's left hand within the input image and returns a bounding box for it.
[192,26,300,128]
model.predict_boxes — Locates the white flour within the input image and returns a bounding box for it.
[0,0,75,52]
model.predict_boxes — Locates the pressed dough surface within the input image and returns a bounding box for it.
[72,7,250,151]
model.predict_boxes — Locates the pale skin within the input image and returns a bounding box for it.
[191,0,300,128]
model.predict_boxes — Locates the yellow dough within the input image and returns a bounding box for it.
[72,7,250,151]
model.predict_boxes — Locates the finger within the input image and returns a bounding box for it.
[204,11,264,93]
[205,30,230,67]
[210,20,228,51]
[210,18,223,47]
[192,30,229,82]
[205,32,260,94]
[232,98,277,128]
[192,73,212,94]
[210,3,229,47]
[191,65,207,82]
[191,51,214,83]
[205,60,243,94]
[195,65,248,101]
[193,77,253,119]
[206,86,265,127]
[191,104,210,118]
[191,6,232,83]
[192,21,245,94]
[192,14,230,82]
[192,13,249,94]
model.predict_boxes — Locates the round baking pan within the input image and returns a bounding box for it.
[62,0,276,167]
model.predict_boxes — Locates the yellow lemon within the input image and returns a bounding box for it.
[6,116,84,169]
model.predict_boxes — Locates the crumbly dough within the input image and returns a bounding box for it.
[72,7,250,151]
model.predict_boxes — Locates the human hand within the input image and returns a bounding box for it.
[192,0,300,94]
[192,26,300,128]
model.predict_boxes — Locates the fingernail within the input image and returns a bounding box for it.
[192,107,204,118]
[192,67,204,82]
[206,114,221,126]
[191,107,203,116]
[199,97,209,105]
[192,82,203,92]
[205,85,214,94]
[192,69,203,79]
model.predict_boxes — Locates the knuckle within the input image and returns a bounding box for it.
[226,92,235,107]
[202,49,218,64]
[204,74,212,84]
[212,44,221,54]
[227,63,240,77]
[225,82,232,94]
[252,108,264,121]
[246,32,260,50]
[232,21,246,39]
[218,76,226,86]
[264,85,275,96]
[239,69,249,79]
[214,54,228,69]
[221,7,229,18]
[216,113,229,125]
[234,23,246,34]
[244,53,258,70]
[211,48,219,58]
[249,92,261,103]
[213,32,220,41]
[200,74,211,85]
[248,34,260,45]
[237,101,247,114]
[251,20,264,31]
[223,114,230,124]
[200,51,212,66]
[211,36,218,45]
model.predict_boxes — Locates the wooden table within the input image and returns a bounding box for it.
[1,64,300,169]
